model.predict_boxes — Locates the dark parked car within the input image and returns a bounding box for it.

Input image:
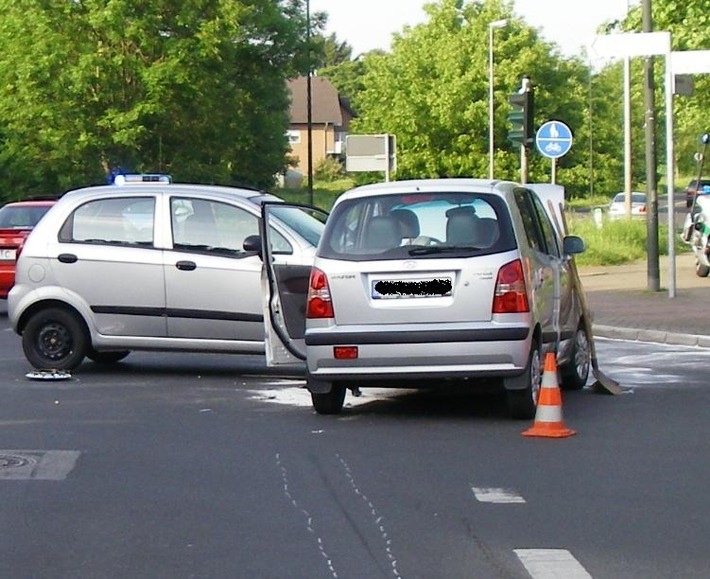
[685,179,710,208]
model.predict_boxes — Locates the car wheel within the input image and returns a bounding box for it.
[560,323,591,390]
[695,260,710,277]
[504,339,541,420]
[22,308,87,370]
[311,383,346,415]
[86,350,130,364]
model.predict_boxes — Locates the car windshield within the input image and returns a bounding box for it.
[0,205,52,228]
[319,191,516,261]
[269,204,325,247]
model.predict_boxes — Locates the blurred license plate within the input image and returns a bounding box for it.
[0,249,16,261]
[372,277,452,299]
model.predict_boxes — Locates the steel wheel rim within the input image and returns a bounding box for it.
[574,329,591,381]
[37,322,72,361]
[530,349,542,403]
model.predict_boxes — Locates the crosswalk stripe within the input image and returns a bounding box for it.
[471,486,526,503]
[514,549,592,578]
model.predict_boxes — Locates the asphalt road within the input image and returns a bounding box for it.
[1,304,709,578]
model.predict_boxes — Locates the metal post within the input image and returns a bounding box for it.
[306,0,313,205]
[665,44,676,297]
[642,0,660,292]
[624,56,632,217]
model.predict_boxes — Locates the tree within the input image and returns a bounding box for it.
[349,0,598,193]
[0,0,306,198]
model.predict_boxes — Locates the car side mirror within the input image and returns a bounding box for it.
[562,235,585,255]
[243,234,262,255]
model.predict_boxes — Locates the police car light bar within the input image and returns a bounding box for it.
[112,174,172,185]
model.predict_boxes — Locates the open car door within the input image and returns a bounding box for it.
[259,202,327,367]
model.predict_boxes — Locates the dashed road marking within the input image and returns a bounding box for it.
[471,486,526,503]
[514,549,592,578]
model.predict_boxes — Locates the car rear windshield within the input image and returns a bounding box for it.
[0,205,52,229]
[318,191,516,261]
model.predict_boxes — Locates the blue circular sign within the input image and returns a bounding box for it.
[535,121,573,159]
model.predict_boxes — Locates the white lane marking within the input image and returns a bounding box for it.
[276,453,338,578]
[514,549,592,578]
[0,450,80,480]
[338,454,401,578]
[471,487,526,504]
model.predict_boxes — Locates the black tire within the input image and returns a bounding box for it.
[695,260,710,277]
[22,308,88,370]
[87,350,130,364]
[504,339,541,420]
[560,323,591,391]
[311,384,346,415]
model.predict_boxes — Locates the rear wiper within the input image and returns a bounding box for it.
[408,245,480,255]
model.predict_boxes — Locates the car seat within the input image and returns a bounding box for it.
[363,215,402,251]
[391,209,420,243]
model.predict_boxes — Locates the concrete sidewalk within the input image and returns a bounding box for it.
[579,251,710,347]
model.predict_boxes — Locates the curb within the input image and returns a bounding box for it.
[593,324,710,348]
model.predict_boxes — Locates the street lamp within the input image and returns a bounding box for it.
[306,0,313,205]
[488,19,507,179]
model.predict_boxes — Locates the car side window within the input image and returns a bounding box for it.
[513,189,545,253]
[171,198,292,256]
[60,197,155,245]
[531,194,561,257]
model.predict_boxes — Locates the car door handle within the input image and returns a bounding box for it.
[57,253,78,264]
[175,260,197,271]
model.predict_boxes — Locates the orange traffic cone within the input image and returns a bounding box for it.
[522,352,576,438]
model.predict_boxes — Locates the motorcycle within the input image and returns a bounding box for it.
[681,133,710,277]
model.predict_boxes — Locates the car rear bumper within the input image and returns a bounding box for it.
[305,326,532,383]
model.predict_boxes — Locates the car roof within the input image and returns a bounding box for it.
[60,183,280,204]
[1,199,58,208]
[333,178,520,203]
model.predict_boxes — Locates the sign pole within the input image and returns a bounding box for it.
[551,159,557,185]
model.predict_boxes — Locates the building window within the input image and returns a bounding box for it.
[287,130,301,144]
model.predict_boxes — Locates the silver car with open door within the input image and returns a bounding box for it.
[262,179,588,419]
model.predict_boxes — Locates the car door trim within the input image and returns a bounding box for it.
[91,305,263,323]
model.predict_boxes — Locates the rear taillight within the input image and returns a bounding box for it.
[306,267,334,319]
[15,233,29,260]
[492,259,530,313]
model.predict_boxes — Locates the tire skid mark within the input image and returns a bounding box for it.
[276,453,339,578]
[337,453,401,578]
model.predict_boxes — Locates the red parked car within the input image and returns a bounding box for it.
[0,198,57,298]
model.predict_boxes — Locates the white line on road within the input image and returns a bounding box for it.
[514,549,592,578]
[471,486,526,503]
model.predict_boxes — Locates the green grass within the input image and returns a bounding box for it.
[276,178,354,211]
[566,213,668,266]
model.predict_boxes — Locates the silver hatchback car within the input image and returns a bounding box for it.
[9,176,324,371]
[261,178,588,419]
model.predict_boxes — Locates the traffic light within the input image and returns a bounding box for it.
[507,88,534,148]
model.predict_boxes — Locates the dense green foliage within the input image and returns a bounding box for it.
[0,0,708,208]
[328,0,710,198]
[0,0,309,198]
